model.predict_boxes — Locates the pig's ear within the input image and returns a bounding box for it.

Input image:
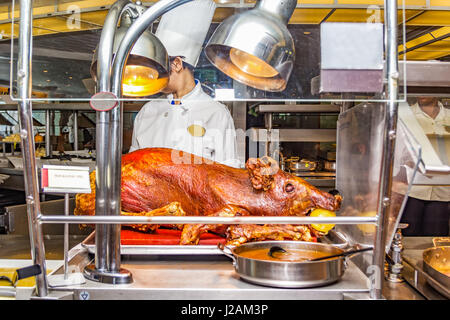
[246,156,279,191]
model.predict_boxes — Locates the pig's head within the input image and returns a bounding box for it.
[246,157,342,216]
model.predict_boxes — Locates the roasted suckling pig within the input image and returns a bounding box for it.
[75,148,342,245]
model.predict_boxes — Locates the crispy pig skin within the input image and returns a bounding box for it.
[75,148,341,244]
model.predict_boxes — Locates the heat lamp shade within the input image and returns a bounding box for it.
[205,8,295,92]
[91,25,170,97]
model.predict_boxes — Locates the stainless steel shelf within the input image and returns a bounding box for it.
[249,128,336,142]
[255,104,340,113]
[0,102,144,112]
[47,244,371,300]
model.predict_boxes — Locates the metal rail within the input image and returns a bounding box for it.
[91,0,193,284]
[372,0,400,300]
[17,0,48,297]
[94,0,131,282]
[39,215,378,225]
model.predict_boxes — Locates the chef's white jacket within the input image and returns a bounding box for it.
[408,102,450,202]
[129,81,240,168]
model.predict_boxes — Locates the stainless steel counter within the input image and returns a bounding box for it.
[401,237,448,300]
[47,244,371,300]
[0,234,435,300]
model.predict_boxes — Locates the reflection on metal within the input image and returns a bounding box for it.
[205,0,296,92]
[398,60,450,88]
[17,0,48,297]
[320,22,384,93]
[90,2,169,97]
[398,102,450,183]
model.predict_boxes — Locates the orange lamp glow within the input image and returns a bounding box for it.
[229,47,279,78]
[122,65,168,97]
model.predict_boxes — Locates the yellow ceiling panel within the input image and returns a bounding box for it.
[32,28,58,37]
[404,33,435,49]
[337,0,383,4]
[406,10,450,26]
[412,39,450,51]
[290,8,332,24]
[336,0,427,5]
[0,22,19,38]
[327,8,384,22]
[431,26,450,38]
[403,50,449,60]
[78,10,108,26]
[401,0,428,5]
[33,16,97,33]
[297,0,335,4]
[57,0,116,11]
[0,4,9,13]
[430,0,450,6]
[32,5,57,17]
[398,9,424,24]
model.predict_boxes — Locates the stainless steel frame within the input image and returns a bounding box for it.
[371,0,400,300]
[88,0,194,285]
[16,0,48,297]
[90,0,132,286]
[15,0,402,299]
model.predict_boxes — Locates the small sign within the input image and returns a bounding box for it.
[41,165,91,194]
[214,88,235,100]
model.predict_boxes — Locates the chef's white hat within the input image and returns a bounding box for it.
[155,0,216,68]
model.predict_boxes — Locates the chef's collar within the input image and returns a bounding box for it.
[412,101,445,120]
[168,79,201,106]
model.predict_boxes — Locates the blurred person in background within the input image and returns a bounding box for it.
[401,97,450,236]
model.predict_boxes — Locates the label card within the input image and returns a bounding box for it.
[41,165,91,194]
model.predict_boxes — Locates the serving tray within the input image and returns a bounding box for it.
[81,228,349,256]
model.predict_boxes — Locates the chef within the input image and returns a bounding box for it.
[401,97,450,236]
[129,0,240,168]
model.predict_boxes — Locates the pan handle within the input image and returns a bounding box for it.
[342,245,373,264]
[217,243,237,268]
[432,237,450,247]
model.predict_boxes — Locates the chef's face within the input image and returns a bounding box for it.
[161,57,191,94]
[417,97,438,106]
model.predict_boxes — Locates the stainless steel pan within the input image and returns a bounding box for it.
[289,159,317,172]
[324,160,336,172]
[218,241,370,288]
[423,245,450,298]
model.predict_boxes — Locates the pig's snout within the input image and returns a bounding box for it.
[309,189,342,212]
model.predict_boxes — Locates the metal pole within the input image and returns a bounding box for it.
[73,111,78,151]
[371,0,399,300]
[45,110,51,157]
[39,215,378,225]
[86,0,193,283]
[17,0,48,297]
[85,0,132,284]
[64,193,69,280]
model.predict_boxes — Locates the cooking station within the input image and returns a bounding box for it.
[0,0,449,302]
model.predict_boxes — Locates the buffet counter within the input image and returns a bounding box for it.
[0,234,431,300]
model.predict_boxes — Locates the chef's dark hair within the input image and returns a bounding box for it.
[169,56,194,74]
